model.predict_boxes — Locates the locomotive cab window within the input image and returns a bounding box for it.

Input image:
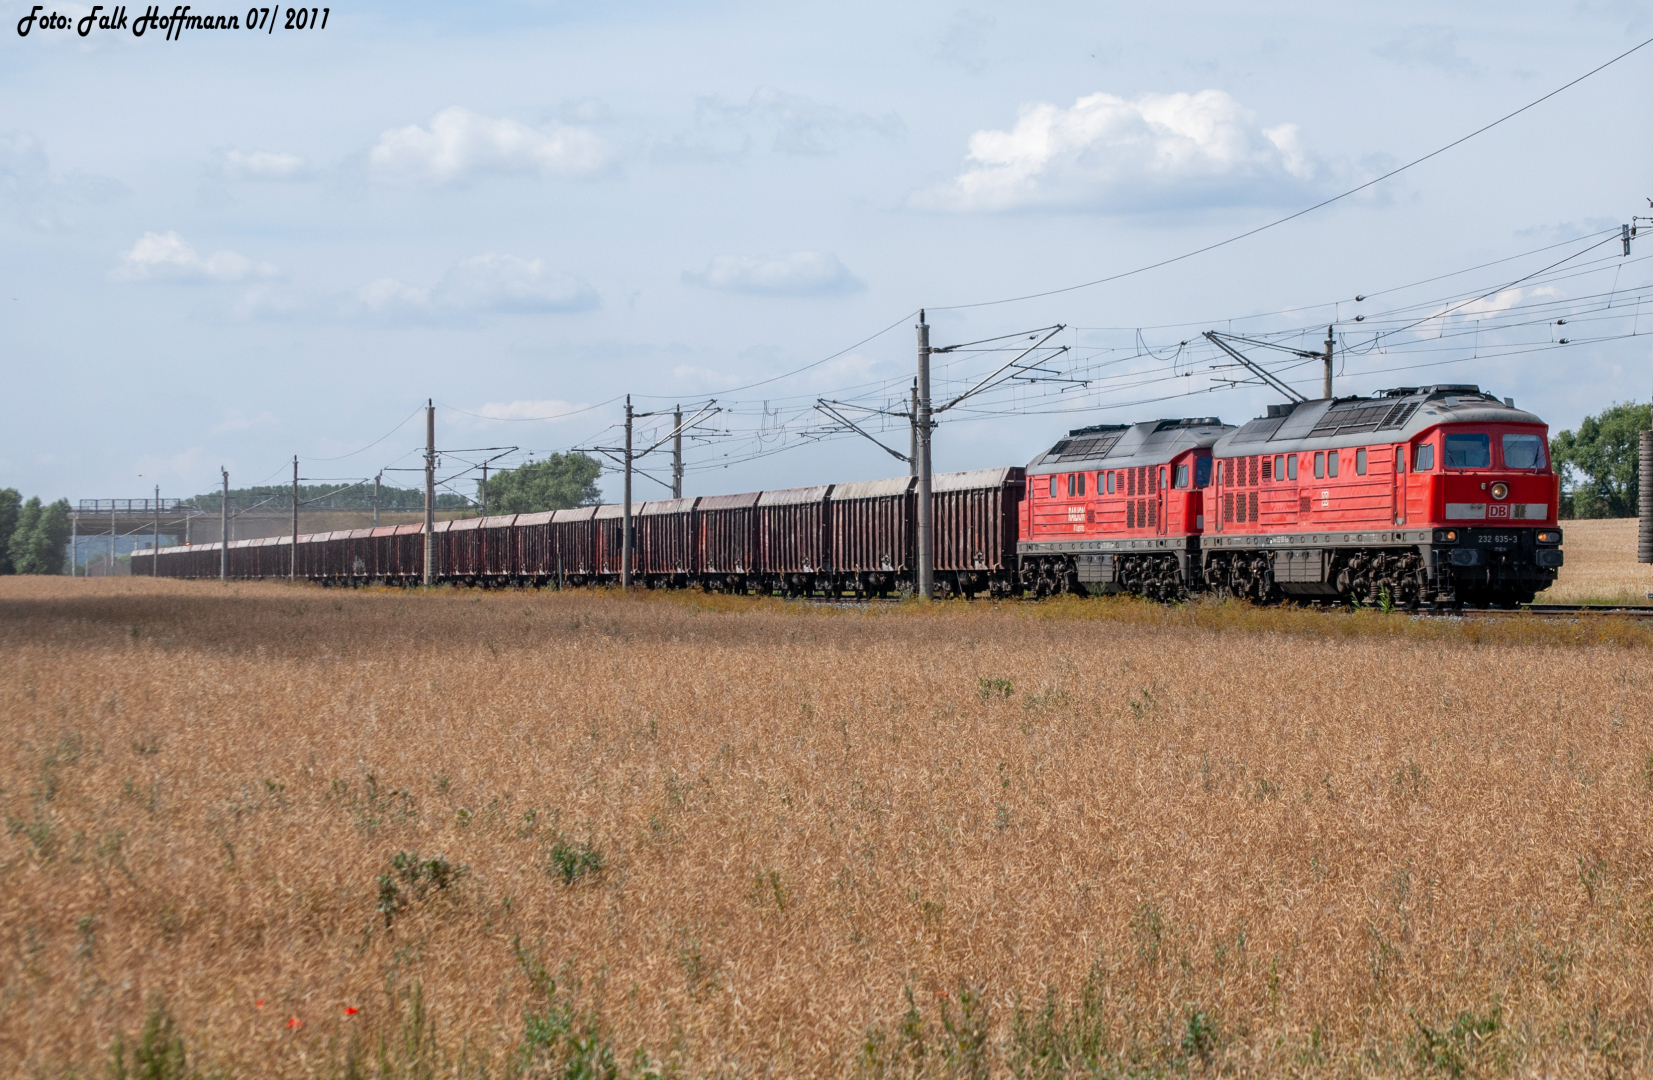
[1355,448,1367,475]
[1414,443,1434,471]
[1195,457,1212,487]
[1314,452,1325,479]
[1502,434,1546,470]
[1160,467,1167,490]
[1444,432,1491,469]
[1174,463,1189,489]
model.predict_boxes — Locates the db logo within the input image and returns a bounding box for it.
[1487,504,1510,519]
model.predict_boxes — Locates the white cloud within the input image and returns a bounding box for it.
[683,251,864,297]
[351,253,599,320]
[210,410,280,435]
[219,149,308,180]
[0,130,49,189]
[672,364,739,387]
[2,129,125,230]
[132,447,210,488]
[918,89,1324,214]
[692,88,904,156]
[461,400,588,425]
[368,107,613,185]
[1375,27,1480,76]
[804,351,887,390]
[936,10,994,73]
[1457,286,1558,318]
[229,283,307,320]
[115,231,277,282]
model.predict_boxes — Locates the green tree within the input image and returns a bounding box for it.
[1550,402,1651,518]
[481,454,603,514]
[0,488,20,574]
[8,497,72,574]
[182,483,465,512]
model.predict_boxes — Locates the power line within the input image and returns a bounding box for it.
[309,404,424,461]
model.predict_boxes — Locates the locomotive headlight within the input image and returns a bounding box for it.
[1490,482,1509,500]
[1536,530,1562,545]
[1433,529,1458,543]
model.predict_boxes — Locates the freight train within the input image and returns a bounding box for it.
[133,383,1564,608]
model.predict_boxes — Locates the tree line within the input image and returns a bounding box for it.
[183,484,468,512]
[1551,402,1649,519]
[0,492,71,575]
[181,453,604,516]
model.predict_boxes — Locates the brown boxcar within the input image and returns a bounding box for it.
[697,491,761,590]
[592,504,632,580]
[316,531,346,581]
[511,510,555,582]
[932,466,1025,597]
[271,535,293,579]
[549,506,598,584]
[828,475,915,596]
[439,518,482,581]
[260,536,283,579]
[478,515,518,581]
[388,523,421,582]
[756,485,832,594]
[638,498,699,585]
[359,525,393,580]
[350,528,376,580]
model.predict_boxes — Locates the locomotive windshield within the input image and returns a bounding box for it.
[1194,457,1212,487]
[1502,433,1546,469]
[1444,432,1491,469]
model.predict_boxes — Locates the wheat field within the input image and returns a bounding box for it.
[3,577,1653,1078]
[1546,519,1653,605]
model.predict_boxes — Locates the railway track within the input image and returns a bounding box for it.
[798,596,1653,617]
[1457,603,1653,618]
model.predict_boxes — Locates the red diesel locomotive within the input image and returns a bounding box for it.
[1019,384,1562,607]
[1018,417,1233,599]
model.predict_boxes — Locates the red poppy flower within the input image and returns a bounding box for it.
[287,1017,302,1030]
[344,1007,358,1016]
[255,1000,265,1008]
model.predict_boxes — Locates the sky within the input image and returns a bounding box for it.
[3,0,1651,506]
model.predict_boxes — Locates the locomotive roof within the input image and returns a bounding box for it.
[1212,384,1545,457]
[1027,417,1232,475]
